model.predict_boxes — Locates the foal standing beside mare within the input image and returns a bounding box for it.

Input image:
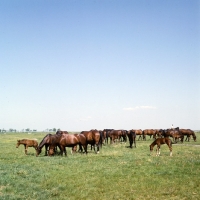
[150,138,172,156]
[16,139,38,155]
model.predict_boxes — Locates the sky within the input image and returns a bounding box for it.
[0,0,200,131]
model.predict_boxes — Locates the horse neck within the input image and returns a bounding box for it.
[38,135,51,149]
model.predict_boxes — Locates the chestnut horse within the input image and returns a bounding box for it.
[16,139,38,155]
[143,129,156,140]
[80,130,102,153]
[48,133,87,156]
[150,137,172,156]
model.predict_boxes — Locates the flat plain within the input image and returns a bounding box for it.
[0,132,200,200]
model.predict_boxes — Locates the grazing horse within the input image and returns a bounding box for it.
[127,130,136,148]
[16,139,38,155]
[49,133,88,156]
[179,129,197,142]
[150,138,172,156]
[36,134,61,156]
[80,130,102,153]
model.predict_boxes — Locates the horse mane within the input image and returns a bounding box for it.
[38,134,52,148]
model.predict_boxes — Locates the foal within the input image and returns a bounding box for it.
[16,139,38,155]
[150,137,172,156]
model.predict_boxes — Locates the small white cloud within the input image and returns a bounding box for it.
[79,116,92,121]
[123,106,156,111]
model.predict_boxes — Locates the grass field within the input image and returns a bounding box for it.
[0,132,200,200]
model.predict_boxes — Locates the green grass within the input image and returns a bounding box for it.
[0,132,200,200]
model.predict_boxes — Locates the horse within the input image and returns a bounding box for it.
[80,130,102,153]
[143,129,157,140]
[154,129,163,138]
[179,129,197,142]
[48,133,88,156]
[127,130,136,148]
[109,130,125,144]
[134,129,144,140]
[103,129,113,144]
[36,134,62,156]
[163,128,183,143]
[16,139,38,155]
[150,137,172,156]
[56,130,69,135]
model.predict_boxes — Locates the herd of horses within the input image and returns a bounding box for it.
[16,128,197,157]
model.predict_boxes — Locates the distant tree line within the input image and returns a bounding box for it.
[0,128,60,133]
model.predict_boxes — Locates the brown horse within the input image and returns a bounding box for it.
[179,129,197,142]
[163,128,183,143]
[127,130,136,148]
[150,138,172,156]
[103,129,113,144]
[133,129,143,140]
[80,130,102,153]
[36,134,62,156]
[48,133,87,156]
[143,129,156,140]
[16,139,38,155]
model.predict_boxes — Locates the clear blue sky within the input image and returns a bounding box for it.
[0,0,199,131]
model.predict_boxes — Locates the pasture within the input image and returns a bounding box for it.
[0,132,200,200]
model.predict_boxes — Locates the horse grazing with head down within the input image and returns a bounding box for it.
[48,133,88,156]
[36,134,62,156]
[16,139,38,155]
[150,137,172,156]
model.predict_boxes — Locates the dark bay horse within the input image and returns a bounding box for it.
[179,129,197,142]
[103,129,113,144]
[36,131,69,156]
[80,130,102,153]
[163,128,184,143]
[127,130,136,148]
[36,134,62,156]
[109,130,126,144]
[150,138,172,156]
[48,133,87,156]
[16,139,38,155]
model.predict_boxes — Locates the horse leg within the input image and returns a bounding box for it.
[134,137,136,148]
[24,144,28,155]
[96,143,99,154]
[156,145,160,156]
[25,146,28,155]
[45,144,48,156]
[82,144,88,154]
[169,146,172,156]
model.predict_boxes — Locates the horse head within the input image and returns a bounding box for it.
[35,146,42,156]
[16,140,20,148]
